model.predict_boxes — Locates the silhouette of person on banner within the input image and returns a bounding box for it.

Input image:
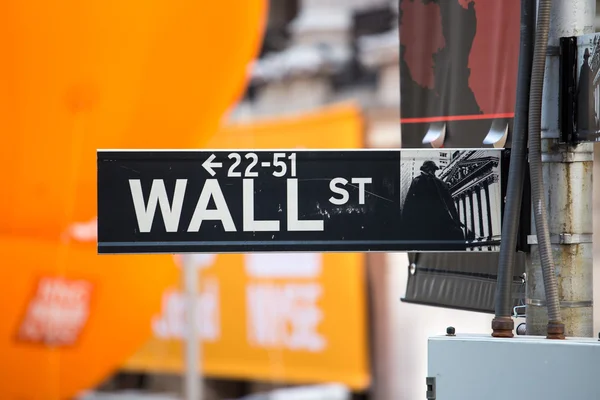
[576,48,597,135]
[400,161,467,251]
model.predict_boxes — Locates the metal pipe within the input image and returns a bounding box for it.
[525,0,595,338]
[492,0,536,338]
[528,0,564,339]
[183,255,203,400]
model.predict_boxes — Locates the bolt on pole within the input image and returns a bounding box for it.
[526,0,595,337]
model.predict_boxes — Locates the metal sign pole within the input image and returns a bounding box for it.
[182,254,202,400]
[526,0,595,337]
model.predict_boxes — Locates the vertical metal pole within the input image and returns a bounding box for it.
[183,255,203,400]
[526,0,595,337]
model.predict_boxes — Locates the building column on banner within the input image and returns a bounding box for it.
[483,181,493,241]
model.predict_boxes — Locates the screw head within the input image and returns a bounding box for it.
[446,326,456,336]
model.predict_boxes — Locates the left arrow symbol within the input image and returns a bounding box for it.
[202,154,222,176]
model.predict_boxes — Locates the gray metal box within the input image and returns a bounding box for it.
[428,334,600,400]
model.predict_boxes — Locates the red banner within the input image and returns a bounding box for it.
[400,0,521,147]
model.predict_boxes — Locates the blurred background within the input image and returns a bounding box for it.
[3,0,600,399]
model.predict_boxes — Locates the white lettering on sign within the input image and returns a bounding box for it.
[129,178,236,233]
[352,177,372,204]
[246,283,326,352]
[188,179,236,232]
[287,179,324,231]
[17,277,93,346]
[329,178,349,205]
[64,217,98,242]
[201,154,223,176]
[272,153,287,177]
[129,172,326,234]
[245,153,259,177]
[129,179,187,233]
[223,152,297,178]
[152,278,220,341]
[227,153,242,177]
[243,179,280,231]
[288,153,297,177]
[244,253,326,353]
[328,177,373,206]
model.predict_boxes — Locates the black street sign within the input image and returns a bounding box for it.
[97,149,505,254]
[560,33,600,143]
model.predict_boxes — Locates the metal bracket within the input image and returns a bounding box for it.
[426,377,436,400]
[409,262,417,275]
[541,151,594,163]
[547,45,561,56]
[483,119,509,147]
[527,299,593,308]
[513,305,527,318]
[541,129,561,139]
[422,122,446,148]
[527,233,593,245]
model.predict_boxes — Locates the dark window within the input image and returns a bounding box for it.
[260,0,299,55]
[242,0,299,102]
[332,5,396,90]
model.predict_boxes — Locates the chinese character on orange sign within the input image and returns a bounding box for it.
[17,277,93,346]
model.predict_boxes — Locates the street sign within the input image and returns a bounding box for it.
[560,32,600,143]
[97,149,505,254]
